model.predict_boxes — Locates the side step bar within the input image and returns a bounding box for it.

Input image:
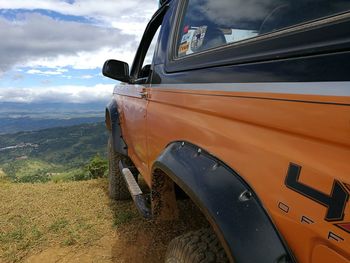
[119,161,152,219]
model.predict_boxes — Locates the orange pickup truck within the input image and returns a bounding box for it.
[103,0,350,262]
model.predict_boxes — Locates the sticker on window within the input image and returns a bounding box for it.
[178,27,196,56]
[181,32,191,43]
[190,26,207,52]
[183,25,189,34]
[178,42,190,55]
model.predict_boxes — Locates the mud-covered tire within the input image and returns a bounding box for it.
[108,136,130,200]
[165,228,229,263]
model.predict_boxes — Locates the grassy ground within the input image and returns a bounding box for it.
[0,178,207,263]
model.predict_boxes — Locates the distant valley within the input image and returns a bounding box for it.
[0,122,108,182]
[0,102,106,134]
[0,102,109,182]
[0,116,104,134]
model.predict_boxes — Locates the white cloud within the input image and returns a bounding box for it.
[0,84,114,103]
[0,13,139,72]
[0,1,160,73]
[0,0,158,38]
[81,75,94,79]
[27,68,68,75]
[0,0,157,22]
[24,47,136,70]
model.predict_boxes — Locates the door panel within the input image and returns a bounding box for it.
[114,84,149,181]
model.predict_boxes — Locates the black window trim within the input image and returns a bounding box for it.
[129,1,170,83]
[165,0,350,73]
[168,0,188,63]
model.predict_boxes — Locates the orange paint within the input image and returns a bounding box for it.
[116,85,350,262]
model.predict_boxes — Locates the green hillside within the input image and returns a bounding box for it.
[0,122,108,182]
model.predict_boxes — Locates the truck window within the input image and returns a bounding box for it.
[176,0,350,57]
[129,2,167,83]
[139,28,161,79]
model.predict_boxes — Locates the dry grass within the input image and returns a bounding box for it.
[0,179,207,263]
[0,179,114,262]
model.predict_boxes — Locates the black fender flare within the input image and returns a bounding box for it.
[152,141,295,263]
[105,99,128,156]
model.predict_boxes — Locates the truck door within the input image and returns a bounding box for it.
[117,3,167,183]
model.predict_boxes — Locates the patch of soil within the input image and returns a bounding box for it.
[111,200,208,263]
[0,179,208,263]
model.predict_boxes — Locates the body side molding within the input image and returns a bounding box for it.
[105,99,128,156]
[152,141,295,263]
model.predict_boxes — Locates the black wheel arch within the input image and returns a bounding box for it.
[151,141,295,263]
[105,99,128,156]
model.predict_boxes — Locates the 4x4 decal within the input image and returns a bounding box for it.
[285,163,349,222]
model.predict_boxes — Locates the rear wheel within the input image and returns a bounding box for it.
[165,228,229,263]
[108,136,130,200]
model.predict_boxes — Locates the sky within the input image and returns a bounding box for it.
[0,0,159,104]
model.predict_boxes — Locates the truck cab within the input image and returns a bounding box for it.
[103,0,350,262]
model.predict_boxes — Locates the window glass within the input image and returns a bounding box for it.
[138,27,161,79]
[177,0,350,57]
[142,27,161,69]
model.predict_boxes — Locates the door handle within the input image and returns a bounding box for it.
[139,91,148,99]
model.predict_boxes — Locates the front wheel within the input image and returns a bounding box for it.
[165,228,229,263]
[108,136,130,200]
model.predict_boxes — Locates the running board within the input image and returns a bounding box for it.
[119,161,152,219]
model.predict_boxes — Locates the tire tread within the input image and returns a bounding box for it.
[108,137,130,200]
[165,228,229,263]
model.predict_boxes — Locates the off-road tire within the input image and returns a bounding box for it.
[165,228,229,263]
[108,136,130,200]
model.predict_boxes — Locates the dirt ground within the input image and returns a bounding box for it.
[0,179,207,263]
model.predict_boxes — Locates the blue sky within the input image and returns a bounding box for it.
[0,0,158,103]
